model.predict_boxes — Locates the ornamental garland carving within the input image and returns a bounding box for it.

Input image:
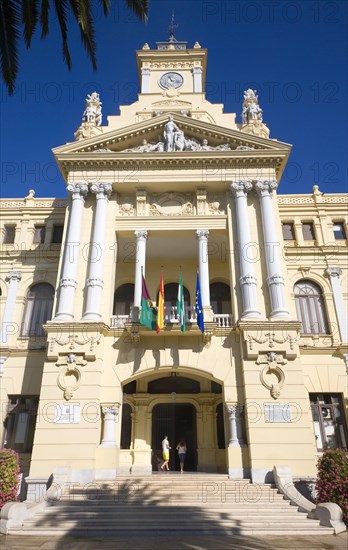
[150,192,193,217]
[207,194,225,214]
[118,197,135,216]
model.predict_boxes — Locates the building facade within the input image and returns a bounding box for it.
[1,36,347,498]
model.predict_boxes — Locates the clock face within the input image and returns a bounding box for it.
[159,72,184,89]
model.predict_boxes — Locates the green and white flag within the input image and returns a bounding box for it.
[177,272,186,333]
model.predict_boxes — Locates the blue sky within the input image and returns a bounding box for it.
[1,0,347,198]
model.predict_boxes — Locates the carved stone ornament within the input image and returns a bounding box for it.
[55,354,86,401]
[247,331,297,352]
[120,118,231,153]
[257,352,287,400]
[74,92,103,141]
[150,192,193,216]
[240,89,270,139]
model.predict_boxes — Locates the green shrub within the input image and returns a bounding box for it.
[316,449,348,525]
[0,448,20,509]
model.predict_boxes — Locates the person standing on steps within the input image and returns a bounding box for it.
[161,435,171,471]
[176,439,187,473]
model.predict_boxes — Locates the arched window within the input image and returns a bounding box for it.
[160,282,190,323]
[210,282,231,314]
[21,283,54,336]
[113,283,134,316]
[294,280,329,334]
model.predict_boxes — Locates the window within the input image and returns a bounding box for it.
[120,404,132,449]
[302,222,315,241]
[52,225,64,244]
[3,225,16,244]
[4,396,39,452]
[113,283,134,316]
[160,282,190,323]
[210,282,231,314]
[294,280,329,334]
[333,222,346,240]
[33,225,46,244]
[21,283,54,336]
[216,403,225,449]
[310,394,347,451]
[282,222,295,241]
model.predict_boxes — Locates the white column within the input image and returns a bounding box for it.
[231,181,261,318]
[326,267,348,343]
[0,271,22,346]
[99,405,119,448]
[192,66,203,93]
[132,230,148,322]
[141,68,151,93]
[255,180,289,318]
[82,183,112,320]
[196,229,211,307]
[55,183,88,320]
[226,405,239,447]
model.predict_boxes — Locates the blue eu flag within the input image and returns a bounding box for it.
[195,272,204,333]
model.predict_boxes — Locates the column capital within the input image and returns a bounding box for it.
[255,180,277,196]
[90,182,112,198]
[192,66,203,75]
[67,182,88,199]
[102,405,120,419]
[226,404,239,417]
[6,271,22,283]
[141,67,151,76]
[134,229,148,240]
[326,267,342,279]
[230,180,252,196]
[196,229,209,240]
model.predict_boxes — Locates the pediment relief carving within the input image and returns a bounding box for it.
[150,192,193,216]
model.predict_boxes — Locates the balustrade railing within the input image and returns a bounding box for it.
[111,309,232,329]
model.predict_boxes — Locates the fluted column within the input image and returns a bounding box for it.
[55,183,88,320]
[82,183,112,320]
[231,181,261,318]
[132,230,148,322]
[326,267,347,343]
[99,405,119,447]
[255,181,289,318]
[0,271,22,346]
[196,229,211,307]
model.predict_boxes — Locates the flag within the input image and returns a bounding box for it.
[140,275,156,330]
[156,272,164,333]
[195,271,204,333]
[177,272,186,333]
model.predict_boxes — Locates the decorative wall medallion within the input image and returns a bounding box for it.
[56,354,87,401]
[257,352,287,400]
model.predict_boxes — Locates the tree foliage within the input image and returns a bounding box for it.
[0,0,148,94]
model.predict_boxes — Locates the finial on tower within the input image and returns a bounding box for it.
[169,10,178,40]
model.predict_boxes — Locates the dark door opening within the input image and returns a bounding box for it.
[152,404,197,471]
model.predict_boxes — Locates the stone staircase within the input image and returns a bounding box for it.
[9,474,334,536]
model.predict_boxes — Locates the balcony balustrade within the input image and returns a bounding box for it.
[110,308,232,329]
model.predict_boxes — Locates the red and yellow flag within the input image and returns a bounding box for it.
[156,272,164,333]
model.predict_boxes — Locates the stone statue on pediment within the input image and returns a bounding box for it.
[240,89,270,139]
[74,91,103,140]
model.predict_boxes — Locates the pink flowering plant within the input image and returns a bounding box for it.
[0,448,20,509]
[316,449,348,525]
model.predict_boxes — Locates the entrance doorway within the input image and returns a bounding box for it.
[152,404,197,471]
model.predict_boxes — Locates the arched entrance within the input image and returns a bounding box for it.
[152,404,197,472]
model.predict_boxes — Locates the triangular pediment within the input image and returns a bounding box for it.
[53,112,291,156]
